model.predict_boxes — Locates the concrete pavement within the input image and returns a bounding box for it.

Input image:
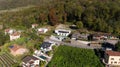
[45,38,101,49]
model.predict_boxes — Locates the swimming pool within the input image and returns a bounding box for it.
[39,55,47,60]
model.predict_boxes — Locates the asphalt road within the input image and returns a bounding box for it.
[45,38,101,49]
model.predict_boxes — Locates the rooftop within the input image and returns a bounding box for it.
[10,32,20,36]
[5,29,10,32]
[72,33,81,38]
[92,32,111,37]
[106,50,120,56]
[41,42,52,49]
[23,56,39,63]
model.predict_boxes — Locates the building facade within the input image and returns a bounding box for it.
[105,50,120,66]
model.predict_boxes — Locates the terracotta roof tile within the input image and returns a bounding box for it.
[106,50,120,56]
[5,29,10,32]
[11,32,20,36]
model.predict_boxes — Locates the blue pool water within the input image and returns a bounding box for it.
[39,55,47,60]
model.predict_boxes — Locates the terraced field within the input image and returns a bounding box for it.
[0,53,17,67]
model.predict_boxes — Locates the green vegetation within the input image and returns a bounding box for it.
[47,45,104,67]
[0,0,119,35]
[115,41,120,51]
[0,0,46,10]
[0,32,9,46]
[76,21,83,29]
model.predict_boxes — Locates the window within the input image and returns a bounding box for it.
[111,62,113,64]
[111,58,114,60]
[114,61,117,64]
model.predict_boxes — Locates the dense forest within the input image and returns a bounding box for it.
[47,45,104,67]
[0,0,120,35]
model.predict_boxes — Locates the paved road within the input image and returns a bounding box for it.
[45,38,101,49]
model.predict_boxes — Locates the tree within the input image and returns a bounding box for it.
[38,13,47,25]
[0,32,9,46]
[49,8,59,26]
[115,41,120,51]
[76,21,83,29]
[62,12,67,23]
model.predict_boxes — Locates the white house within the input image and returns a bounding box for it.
[55,29,71,37]
[104,50,120,66]
[37,28,48,34]
[41,42,55,52]
[22,56,40,67]
[4,29,14,35]
[10,32,21,41]
[32,24,38,28]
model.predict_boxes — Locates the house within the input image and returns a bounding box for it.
[9,44,28,56]
[33,50,51,62]
[50,35,65,41]
[92,33,117,40]
[41,42,55,52]
[104,50,120,66]
[37,28,48,34]
[71,32,89,40]
[22,56,40,67]
[4,28,14,35]
[71,33,81,40]
[55,29,71,37]
[10,32,21,41]
[32,24,38,28]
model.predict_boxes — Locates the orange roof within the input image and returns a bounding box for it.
[5,29,10,32]
[106,50,120,56]
[9,44,22,52]
[11,32,20,36]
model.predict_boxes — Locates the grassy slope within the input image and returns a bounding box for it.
[47,45,104,67]
[0,0,52,10]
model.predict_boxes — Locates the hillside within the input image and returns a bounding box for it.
[0,0,119,36]
[0,0,53,10]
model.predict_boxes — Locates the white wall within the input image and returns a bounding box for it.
[108,56,120,65]
[10,35,20,41]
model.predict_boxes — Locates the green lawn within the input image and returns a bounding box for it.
[47,45,104,67]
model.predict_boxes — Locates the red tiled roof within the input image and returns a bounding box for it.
[106,50,120,56]
[11,32,20,36]
[5,29,10,32]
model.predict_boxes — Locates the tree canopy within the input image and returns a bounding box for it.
[115,41,120,51]
[0,0,119,35]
